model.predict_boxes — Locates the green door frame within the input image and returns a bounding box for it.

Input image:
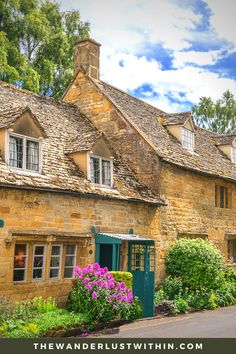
[95,232,121,271]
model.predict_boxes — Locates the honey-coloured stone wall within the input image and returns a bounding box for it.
[0,188,159,303]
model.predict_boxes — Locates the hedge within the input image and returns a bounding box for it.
[109,271,133,290]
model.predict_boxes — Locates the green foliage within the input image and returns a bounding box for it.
[166,238,224,290]
[0,0,90,97]
[162,276,183,300]
[67,263,142,323]
[171,297,190,315]
[31,297,57,313]
[109,271,133,290]
[0,296,89,338]
[155,267,236,315]
[192,90,236,134]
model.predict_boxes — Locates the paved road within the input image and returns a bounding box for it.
[90,306,236,338]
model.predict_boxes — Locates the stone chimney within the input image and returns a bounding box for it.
[74,38,101,80]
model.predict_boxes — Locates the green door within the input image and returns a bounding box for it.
[128,241,155,317]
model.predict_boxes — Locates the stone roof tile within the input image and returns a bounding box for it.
[94,80,236,182]
[0,81,161,205]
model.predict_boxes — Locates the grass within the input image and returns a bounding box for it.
[0,297,90,338]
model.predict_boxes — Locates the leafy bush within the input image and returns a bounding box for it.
[0,297,88,338]
[109,271,133,290]
[67,263,142,322]
[171,297,190,314]
[162,277,183,300]
[166,239,224,290]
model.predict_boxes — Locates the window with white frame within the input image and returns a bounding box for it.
[13,243,77,283]
[89,155,113,187]
[231,147,236,163]
[49,245,62,279]
[8,132,41,172]
[182,128,194,151]
[64,245,77,278]
[13,244,28,282]
[32,245,45,280]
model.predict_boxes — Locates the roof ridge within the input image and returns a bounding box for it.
[0,80,82,112]
[98,79,167,114]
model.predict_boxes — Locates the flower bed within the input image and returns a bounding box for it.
[67,263,142,322]
[0,264,142,338]
[0,297,89,338]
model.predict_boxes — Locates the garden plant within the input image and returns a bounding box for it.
[0,264,141,338]
[67,263,142,322]
[155,239,236,315]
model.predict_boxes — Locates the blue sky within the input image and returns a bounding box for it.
[60,0,236,113]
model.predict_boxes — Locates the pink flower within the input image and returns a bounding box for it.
[85,283,92,291]
[82,277,89,283]
[92,291,98,299]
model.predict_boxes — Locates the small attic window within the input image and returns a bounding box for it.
[8,132,42,173]
[182,128,194,151]
[89,154,113,188]
[231,147,236,164]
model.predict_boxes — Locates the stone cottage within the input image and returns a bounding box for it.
[63,38,236,280]
[0,81,163,303]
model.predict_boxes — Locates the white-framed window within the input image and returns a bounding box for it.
[89,154,113,187]
[7,131,42,173]
[182,128,194,151]
[64,245,77,278]
[49,245,62,279]
[32,245,45,281]
[13,244,28,282]
[231,147,236,163]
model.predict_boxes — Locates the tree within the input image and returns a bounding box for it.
[0,0,89,98]
[192,90,236,134]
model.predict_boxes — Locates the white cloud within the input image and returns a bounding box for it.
[61,0,202,52]
[60,0,236,112]
[173,50,221,68]
[101,51,236,112]
[206,0,236,48]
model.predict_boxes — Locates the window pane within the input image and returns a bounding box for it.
[90,157,100,184]
[34,246,44,255]
[49,246,61,279]
[34,256,44,268]
[14,244,27,268]
[33,269,43,279]
[102,160,111,186]
[65,255,74,267]
[51,246,61,255]
[232,148,236,163]
[64,268,74,278]
[14,256,27,268]
[13,244,27,281]
[32,245,45,280]
[182,128,194,151]
[66,245,76,255]
[26,140,39,171]
[50,269,59,278]
[9,136,23,168]
[13,269,25,282]
[50,256,60,267]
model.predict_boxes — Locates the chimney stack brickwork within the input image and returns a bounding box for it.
[74,39,101,80]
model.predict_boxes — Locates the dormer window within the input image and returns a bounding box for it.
[231,147,236,164]
[89,155,113,187]
[8,132,41,173]
[182,128,194,151]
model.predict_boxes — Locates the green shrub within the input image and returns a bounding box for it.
[171,297,190,315]
[109,271,133,290]
[162,276,183,300]
[166,239,224,290]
